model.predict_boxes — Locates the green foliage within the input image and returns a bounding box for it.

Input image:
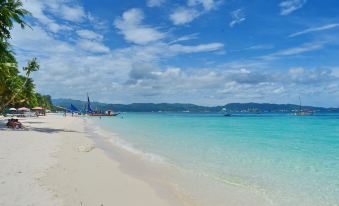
[0,0,53,112]
[0,0,30,39]
[23,57,39,76]
[36,94,53,109]
[0,40,16,62]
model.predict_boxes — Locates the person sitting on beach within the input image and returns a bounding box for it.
[6,119,23,129]
[14,119,23,129]
[6,119,15,128]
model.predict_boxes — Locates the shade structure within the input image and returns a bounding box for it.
[9,108,17,111]
[32,107,43,110]
[18,107,30,111]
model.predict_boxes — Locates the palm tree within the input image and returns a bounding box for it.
[0,0,30,87]
[0,1,44,112]
[0,0,30,39]
[0,62,17,94]
[0,58,39,111]
[0,0,30,106]
[0,39,15,62]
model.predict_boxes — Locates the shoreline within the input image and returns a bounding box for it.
[84,116,273,206]
[1,114,272,206]
[0,114,189,206]
[41,114,192,206]
[83,118,199,205]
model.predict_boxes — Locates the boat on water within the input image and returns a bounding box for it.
[294,96,313,116]
[89,112,120,117]
[295,111,313,116]
[86,95,120,116]
[221,108,232,117]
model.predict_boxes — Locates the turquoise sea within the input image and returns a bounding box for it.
[91,112,339,206]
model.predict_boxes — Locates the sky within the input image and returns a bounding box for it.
[10,0,339,107]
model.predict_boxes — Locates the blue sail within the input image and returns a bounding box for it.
[68,104,79,112]
[87,95,94,114]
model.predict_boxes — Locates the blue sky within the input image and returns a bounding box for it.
[10,0,339,107]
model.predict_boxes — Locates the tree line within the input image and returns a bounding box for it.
[0,0,53,112]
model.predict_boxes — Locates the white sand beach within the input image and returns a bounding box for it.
[0,114,274,206]
[0,114,188,206]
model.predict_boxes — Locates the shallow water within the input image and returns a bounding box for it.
[92,112,339,206]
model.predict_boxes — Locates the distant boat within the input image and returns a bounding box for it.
[89,112,120,117]
[86,94,119,117]
[221,107,232,117]
[294,96,313,116]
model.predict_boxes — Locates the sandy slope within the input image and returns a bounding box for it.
[0,114,177,206]
[0,116,62,206]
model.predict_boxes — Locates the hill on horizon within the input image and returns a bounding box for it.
[52,98,337,113]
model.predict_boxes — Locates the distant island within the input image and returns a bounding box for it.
[52,98,338,113]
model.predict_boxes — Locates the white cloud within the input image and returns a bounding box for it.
[77,39,110,53]
[10,21,227,103]
[114,8,166,45]
[262,42,325,60]
[10,0,339,106]
[169,0,222,25]
[11,26,75,54]
[289,23,339,37]
[76,30,104,41]
[147,0,165,7]
[288,67,335,84]
[125,63,339,106]
[169,33,199,44]
[11,24,339,106]
[235,44,274,52]
[169,8,200,25]
[169,43,223,53]
[279,0,307,15]
[229,9,246,28]
[11,26,129,99]
[57,5,86,22]
[273,43,323,56]
[21,0,87,33]
[87,13,109,31]
[188,0,219,11]
[22,0,63,33]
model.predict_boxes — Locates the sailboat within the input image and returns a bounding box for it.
[86,94,120,117]
[294,96,313,116]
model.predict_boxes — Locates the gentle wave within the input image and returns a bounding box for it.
[87,119,271,202]
[86,120,168,164]
[199,171,274,204]
[86,117,271,200]
[83,113,339,206]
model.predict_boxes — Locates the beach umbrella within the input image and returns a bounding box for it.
[32,106,43,110]
[9,108,17,111]
[18,107,30,111]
